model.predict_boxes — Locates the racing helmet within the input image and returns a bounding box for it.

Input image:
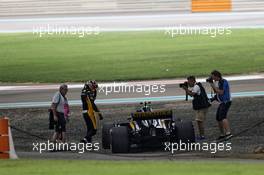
[86,80,98,90]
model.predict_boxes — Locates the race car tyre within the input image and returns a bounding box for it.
[175,121,195,143]
[102,123,114,149]
[111,126,129,153]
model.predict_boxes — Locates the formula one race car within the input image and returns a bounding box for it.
[102,102,195,153]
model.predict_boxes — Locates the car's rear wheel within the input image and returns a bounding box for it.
[111,126,129,153]
[175,121,195,143]
[102,123,114,149]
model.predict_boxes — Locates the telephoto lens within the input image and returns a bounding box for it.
[206,77,213,83]
[179,81,188,88]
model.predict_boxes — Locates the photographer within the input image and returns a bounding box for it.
[180,76,211,140]
[208,70,232,140]
[80,80,103,143]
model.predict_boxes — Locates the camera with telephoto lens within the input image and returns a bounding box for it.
[179,81,188,88]
[179,81,189,101]
[206,76,214,83]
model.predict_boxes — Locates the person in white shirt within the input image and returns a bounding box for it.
[181,76,211,140]
[50,84,69,143]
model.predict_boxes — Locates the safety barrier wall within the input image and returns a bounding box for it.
[0,0,189,17]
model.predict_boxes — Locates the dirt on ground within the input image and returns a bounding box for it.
[0,96,264,159]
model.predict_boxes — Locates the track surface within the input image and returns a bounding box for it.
[0,75,264,107]
[1,11,264,33]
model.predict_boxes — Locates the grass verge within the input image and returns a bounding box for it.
[0,29,263,83]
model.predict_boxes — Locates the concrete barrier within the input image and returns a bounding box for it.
[0,0,189,17]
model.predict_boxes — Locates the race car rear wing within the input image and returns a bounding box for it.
[131,110,173,120]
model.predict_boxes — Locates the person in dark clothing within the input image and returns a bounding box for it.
[80,80,103,143]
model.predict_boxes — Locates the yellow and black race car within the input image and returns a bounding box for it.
[102,102,195,153]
